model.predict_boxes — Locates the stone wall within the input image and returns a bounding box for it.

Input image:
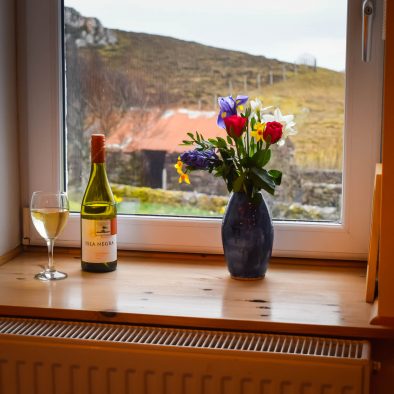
[106,147,343,222]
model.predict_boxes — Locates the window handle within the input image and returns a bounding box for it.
[362,0,374,62]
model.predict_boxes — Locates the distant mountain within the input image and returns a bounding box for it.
[64,7,297,108]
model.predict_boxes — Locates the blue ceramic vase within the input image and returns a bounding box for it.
[221,192,274,280]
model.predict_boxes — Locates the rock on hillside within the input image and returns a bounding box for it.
[64,7,117,47]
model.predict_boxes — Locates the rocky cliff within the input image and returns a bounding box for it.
[64,7,117,48]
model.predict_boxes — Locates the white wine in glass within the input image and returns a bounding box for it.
[30,191,69,280]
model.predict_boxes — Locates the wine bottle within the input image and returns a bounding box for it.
[81,134,117,272]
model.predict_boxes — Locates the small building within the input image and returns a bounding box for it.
[107,108,224,188]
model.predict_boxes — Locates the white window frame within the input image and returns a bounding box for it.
[20,0,384,260]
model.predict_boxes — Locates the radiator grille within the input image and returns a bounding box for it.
[0,316,369,360]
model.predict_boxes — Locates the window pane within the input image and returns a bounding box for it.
[64,0,346,222]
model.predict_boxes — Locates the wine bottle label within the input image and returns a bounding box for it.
[82,218,117,263]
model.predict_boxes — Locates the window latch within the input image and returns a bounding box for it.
[362,0,374,62]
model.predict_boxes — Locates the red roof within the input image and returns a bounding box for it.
[107,108,224,153]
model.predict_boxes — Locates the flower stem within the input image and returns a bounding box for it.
[234,142,243,176]
[246,121,250,158]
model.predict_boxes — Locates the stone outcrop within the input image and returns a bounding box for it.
[64,7,117,47]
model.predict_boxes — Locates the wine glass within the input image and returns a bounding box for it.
[30,191,70,281]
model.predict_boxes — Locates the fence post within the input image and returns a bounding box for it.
[269,69,273,85]
[162,168,167,190]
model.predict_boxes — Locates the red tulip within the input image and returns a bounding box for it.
[263,121,283,144]
[224,115,247,138]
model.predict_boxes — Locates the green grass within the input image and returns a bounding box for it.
[70,200,221,217]
[69,185,227,217]
[119,202,221,217]
[69,200,82,212]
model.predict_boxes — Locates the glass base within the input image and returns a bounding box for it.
[34,270,67,281]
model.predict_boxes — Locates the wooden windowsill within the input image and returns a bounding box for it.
[0,249,393,339]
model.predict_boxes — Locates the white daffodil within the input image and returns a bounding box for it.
[262,108,297,146]
[250,98,263,114]
[250,98,272,124]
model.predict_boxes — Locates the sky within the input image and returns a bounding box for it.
[65,0,347,71]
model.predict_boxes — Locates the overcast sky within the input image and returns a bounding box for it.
[65,0,347,71]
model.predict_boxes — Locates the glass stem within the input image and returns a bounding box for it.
[46,239,55,272]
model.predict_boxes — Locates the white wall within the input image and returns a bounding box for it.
[0,0,20,255]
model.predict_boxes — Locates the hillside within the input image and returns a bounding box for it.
[65,7,298,108]
[253,69,345,169]
[64,7,344,170]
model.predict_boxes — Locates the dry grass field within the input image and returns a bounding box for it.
[251,68,345,169]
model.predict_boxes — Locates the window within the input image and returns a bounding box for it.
[64,0,346,224]
[21,0,384,259]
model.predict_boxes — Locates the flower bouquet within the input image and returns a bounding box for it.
[175,95,297,279]
[175,95,296,203]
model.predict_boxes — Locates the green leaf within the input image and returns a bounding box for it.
[216,137,228,148]
[234,136,247,157]
[251,192,263,204]
[261,149,271,167]
[261,151,269,165]
[268,169,282,185]
[187,132,194,139]
[251,150,263,166]
[250,167,276,195]
[240,157,252,167]
[232,175,245,192]
[250,117,256,131]
[250,138,256,156]
[208,138,219,147]
[226,135,233,145]
[252,149,271,168]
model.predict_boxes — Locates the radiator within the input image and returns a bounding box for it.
[0,317,370,394]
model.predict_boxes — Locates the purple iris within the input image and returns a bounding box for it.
[217,95,248,128]
[180,149,219,170]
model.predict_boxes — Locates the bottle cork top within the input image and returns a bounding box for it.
[91,134,105,163]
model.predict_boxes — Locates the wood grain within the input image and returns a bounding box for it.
[0,251,393,339]
[0,246,22,267]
